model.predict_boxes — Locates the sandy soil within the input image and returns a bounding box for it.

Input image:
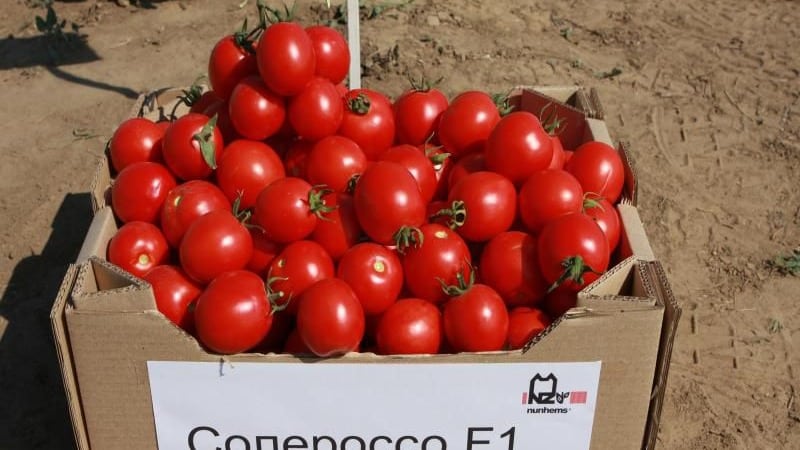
[0,0,798,448]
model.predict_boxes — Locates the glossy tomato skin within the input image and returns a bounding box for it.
[507,307,551,350]
[401,224,471,304]
[485,111,553,185]
[288,77,344,142]
[305,25,350,85]
[376,298,442,355]
[109,117,165,172]
[267,240,335,315]
[208,35,258,99]
[543,284,577,318]
[337,242,403,315]
[179,210,253,284]
[306,135,367,192]
[162,113,224,181]
[447,151,486,192]
[111,162,177,224]
[216,139,285,209]
[339,89,396,160]
[353,161,426,245]
[160,180,231,248]
[247,229,284,276]
[107,221,170,278]
[518,169,584,234]
[547,135,566,170]
[479,231,547,307]
[565,141,625,203]
[228,76,286,141]
[194,270,273,354]
[393,87,448,146]
[310,192,362,261]
[379,144,438,204]
[143,265,201,333]
[583,196,621,253]
[253,177,327,244]
[443,283,509,352]
[447,171,517,242]
[257,22,316,96]
[537,213,610,292]
[296,278,365,357]
[437,91,499,158]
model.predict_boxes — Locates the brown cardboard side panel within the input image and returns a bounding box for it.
[618,204,656,262]
[619,142,639,205]
[75,207,116,264]
[72,257,157,312]
[89,158,112,213]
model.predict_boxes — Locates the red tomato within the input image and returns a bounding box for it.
[565,141,625,203]
[228,76,286,141]
[162,113,224,180]
[202,98,240,143]
[537,213,610,292]
[160,180,231,248]
[107,221,170,278]
[337,243,403,315]
[442,280,509,352]
[283,138,314,179]
[143,265,201,333]
[296,278,365,357]
[267,240,335,315]
[310,192,362,261]
[190,91,222,114]
[518,169,583,234]
[479,231,547,307]
[111,162,177,224]
[583,196,622,253]
[255,311,294,353]
[253,177,333,243]
[216,139,285,209]
[108,117,164,172]
[507,307,551,350]
[547,135,566,169]
[543,284,577,318]
[427,144,453,201]
[393,86,448,146]
[305,25,350,85]
[306,136,367,192]
[257,22,316,96]
[485,111,553,185]
[353,161,426,245]
[194,270,274,354]
[564,150,574,164]
[283,327,313,355]
[376,298,442,355]
[288,77,344,141]
[179,210,253,284]
[247,229,284,276]
[437,91,499,158]
[339,89,395,160]
[401,224,471,304]
[446,151,486,192]
[379,144,438,204]
[445,171,517,242]
[208,35,258,100]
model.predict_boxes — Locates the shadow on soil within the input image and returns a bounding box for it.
[0,193,93,450]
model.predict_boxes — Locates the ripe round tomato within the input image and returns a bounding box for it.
[339,89,395,160]
[179,210,253,284]
[306,135,367,192]
[288,77,344,141]
[283,138,314,179]
[479,231,547,307]
[228,76,286,141]
[401,224,471,304]
[353,161,426,245]
[485,111,553,185]
[537,213,610,292]
[442,281,509,352]
[379,144,438,204]
[208,35,258,99]
[253,177,333,243]
[111,162,177,224]
[583,195,621,253]
[162,113,224,180]
[518,169,583,234]
[247,229,284,276]
[437,91,499,158]
[565,141,625,203]
[305,25,350,85]
[108,117,165,172]
[376,298,442,355]
[445,171,516,242]
[296,278,365,357]
[257,22,316,96]
[393,86,448,146]
[507,307,551,350]
[143,265,201,333]
[337,243,403,315]
[194,270,274,354]
[107,221,170,278]
[267,240,335,315]
[216,139,285,209]
[446,151,486,192]
[160,180,231,248]
[310,192,362,261]
[547,135,566,169]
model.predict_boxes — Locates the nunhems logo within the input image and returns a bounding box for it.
[521,373,588,414]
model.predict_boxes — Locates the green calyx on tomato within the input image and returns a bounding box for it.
[233,18,258,54]
[393,225,423,254]
[265,273,291,313]
[548,255,602,293]
[307,185,337,220]
[407,72,444,93]
[438,264,476,297]
[347,93,372,115]
[582,195,604,212]
[192,114,220,170]
[431,200,467,230]
[491,92,515,116]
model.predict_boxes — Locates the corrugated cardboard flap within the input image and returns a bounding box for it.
[71,256,156,312]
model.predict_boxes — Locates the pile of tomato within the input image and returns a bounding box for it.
[104,12,626,357]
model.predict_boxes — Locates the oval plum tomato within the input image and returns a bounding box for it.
[108,117,165,172]
[393,85,448,146]
[160,180,231,248]
[339,89,395,160]
[479,231,547,307]
[143,265,201,333]
[111,162,177,224]
[267,240,335,315]
[442,275,509,352]
[228,76,286,141]
[306,135,367,192]
[216,139,285,209]
[296,278,365,357]
[565,141,625,203]
[446,151,485,192]
[253,177,333,244]
[379,144,438,204]
[208,35,258,99]
[547,135,566,169]
[376,298,442,355]
[337,243,403,315]
[283,139,314,179]
[518,169,583,234]
[190,91,223,114]
[400,224,471,304]
[257,22,316,96]
[179,210,253,284]
[305,25,350,85]
[437,91,499,158]
[247,229,284,276]
[507,307,551,350]
[162,113,224,180]
[537,213,610,292]
[583,195,621,253]
[311,192,362,261]
[202,98,240,143]
[353,161,426,245]
[288,77,344,142]
[107,221,170,278]
[194,270,275,354]
[443,171,516,242]
[485,111,553,185]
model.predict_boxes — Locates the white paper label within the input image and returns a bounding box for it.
[147,360,602,450]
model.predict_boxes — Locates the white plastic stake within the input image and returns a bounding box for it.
[347,0,361,89]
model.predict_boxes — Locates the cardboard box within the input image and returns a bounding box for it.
[51,86,680,450]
